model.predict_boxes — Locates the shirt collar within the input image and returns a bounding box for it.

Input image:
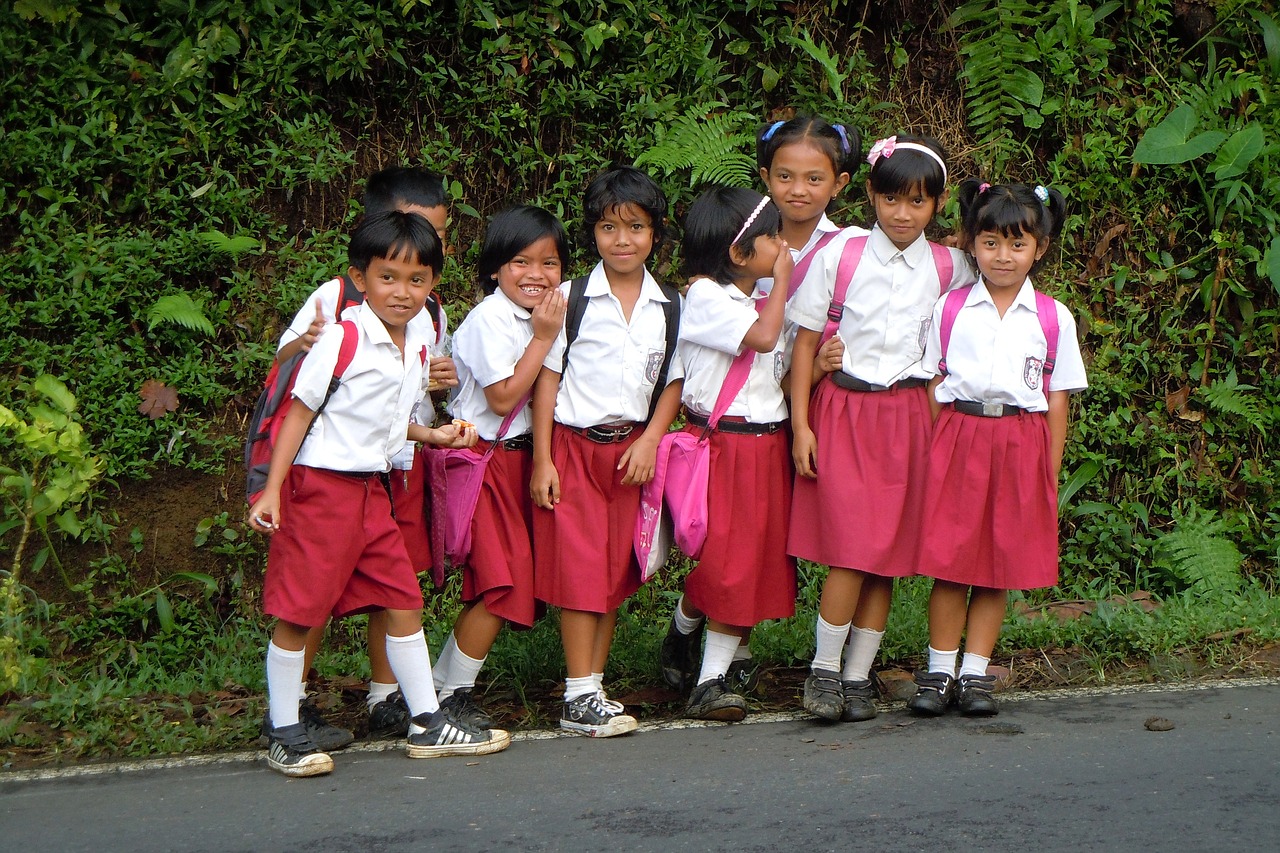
[868,224,930,268]
[491,287,533,320]
[585,261,667,303]
[973,277,1038,310]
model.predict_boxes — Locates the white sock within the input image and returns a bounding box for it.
[591,672,605,693]
[928,646,959,676]
[842,626,885,682]
[565,675,596,702]
[696,630,740,685]
[672,596,704,635]
[385,630,439,734]
[812,615,851,673]
[433,632,458,692]
[266,642,305,729]
[367,681,398,710]
[439,648,485,700]
[732,643,753,663]
[959,652,990,678]
[298,681,309,703]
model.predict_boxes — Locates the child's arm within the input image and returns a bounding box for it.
[246,399,318,534]
[1046,389,1069,482]
[529,366,562,509]
[738,243,792,353]
[407,421,477,448]
[619,379,683,486]
[277,300,328,364]
[790,327,822,479]
[485,288,567,415]
[780,335,843,401]
[427,356,458,392]
[927,376,945,422]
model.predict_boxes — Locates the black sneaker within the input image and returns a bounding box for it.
[260,700,355,752]
[725,658,762,696]
[802,667,845,721]
[406,707,511,758]
[685,676,748,722]
[956,674,999,717]
[907,670,956,716]
[368,691,411,738]
[266,722,333,777]
[560,691,638,738]
[659,615,704,693]
[840,678,878,722]
[439,687,496,729]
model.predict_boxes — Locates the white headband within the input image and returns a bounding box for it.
[866,136,948,184]
[732,196,773,246]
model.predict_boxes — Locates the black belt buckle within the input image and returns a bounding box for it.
[584,424,635,443]
[500,434,533,451]
[954,400,1020,418]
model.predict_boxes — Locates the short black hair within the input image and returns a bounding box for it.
[957,180,1067,274]
[867,134,949,199]
[681,186,781,285]
[580,165,668,255]
[348,210,444,275]
[477,206,570,294]
[757,114,860,178]
[363,166,447,215]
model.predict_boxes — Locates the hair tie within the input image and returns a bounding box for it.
[732,196,773,247]
[1034,185,1050,203]
[761,120,785,141]
[867,135,948,184]
[978,182,991,193]
[833,124,851,154]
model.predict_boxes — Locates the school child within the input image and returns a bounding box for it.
[908,181,1086,717]
[788,135,977,723]
[431,206,569,726]
[248,211,509,777]
[273,166,455,745]
[530,165,683,738]
[656,187,798,721]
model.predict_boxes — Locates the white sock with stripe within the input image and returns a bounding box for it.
[386,630,439,735]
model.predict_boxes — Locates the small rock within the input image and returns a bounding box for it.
[800,736,815,743]
[1144,716,1175,732]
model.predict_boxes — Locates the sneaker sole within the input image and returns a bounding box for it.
[268,753,334,777]
[686,704,747,723]
[559,715,639,738]
[406,728,512,759]
[906,697,950,716]
[840,705,878,723]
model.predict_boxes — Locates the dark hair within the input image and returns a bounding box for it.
[867,134,949,199]
[362,166,447,215]
[957,180,1067,274]
[681,186,781,285]
[348,210,444,275]
[757,115,860,178]
[477,206,570,294]
[580,165,668,255]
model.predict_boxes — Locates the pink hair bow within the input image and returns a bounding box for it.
[867,136,897,167]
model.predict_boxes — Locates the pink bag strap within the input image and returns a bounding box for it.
[480,392,531,461]
[936,285,973,378]
[707,294,768,429]
[818,236,868,346]
[786,230,840,299]
[929,241,954,294]
[938,286,1059,400]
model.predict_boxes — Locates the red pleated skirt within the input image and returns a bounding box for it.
[533,425,643,613]
[389,452,432,577]
[462,442,540,629]
[684,425,797,626]
[788,379,932,576]
[917,407,1059,589]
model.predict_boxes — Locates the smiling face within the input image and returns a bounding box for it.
[494,234,564,309]
[868,180,942,251]
[349,248,434,336]
[761,140,849,231]
[972,228,1047,292]
[593,202,655,281]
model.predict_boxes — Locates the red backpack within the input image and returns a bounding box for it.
[937,285,1060,398]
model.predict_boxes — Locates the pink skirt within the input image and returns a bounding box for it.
[917,407,1059,589]
[788,379,931,576]
[389,452,432,577]
[685,425,797,626]
[463,443,539,629]
[533,425,643,613]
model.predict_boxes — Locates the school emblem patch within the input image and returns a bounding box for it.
[1024,356,1044,390]
[645,349,664,384]
[773,351,786,382]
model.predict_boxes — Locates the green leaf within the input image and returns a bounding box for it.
[1209,123,1264,179]
[1005,67,1043,106]
[147,293,215,335]
[169,571,218,592]
[1132,105,1226,164]
[54,509,82,538]
[155,589,175,632]
[1251,10,1280,77]
[1058,459,1101,511]
[759,64,780,92]
[1266,236,1280,296]
[33,375,76,413]
[199,230,260,255]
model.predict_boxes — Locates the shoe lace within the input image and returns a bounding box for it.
[595,690,625,715]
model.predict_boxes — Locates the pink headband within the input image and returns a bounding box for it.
[732,196,773,246]
[866,136,948,184]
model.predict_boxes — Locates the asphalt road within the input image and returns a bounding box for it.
[2,680,1277,852]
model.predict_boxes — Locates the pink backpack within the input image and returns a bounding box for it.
[937,285,1060,397]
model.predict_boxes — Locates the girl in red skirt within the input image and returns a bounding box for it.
[661,187,797,721]
[530,166,683,738]
[909,181,1087,717]
[788,135,976,722]
[432,206,569,729]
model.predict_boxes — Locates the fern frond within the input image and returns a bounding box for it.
[1154,508,1243,594]
[636,104,758,188]
[1199,374,1267,432]
[147,293,215,335]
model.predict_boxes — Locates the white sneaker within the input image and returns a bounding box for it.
[560,691,638,738]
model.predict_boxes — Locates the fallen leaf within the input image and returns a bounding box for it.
[138,380,179,419]
[1144,716,1175,732]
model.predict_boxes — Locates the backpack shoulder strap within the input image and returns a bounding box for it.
[928,242,954,294]
[560,275,591,374]
[646,281,682,423]
[1034,290,1060,398]
[425,293,445,345]
[937,284,974,376]
[787,230,840,300]
[818,235,868,345]
[336,275,365,319]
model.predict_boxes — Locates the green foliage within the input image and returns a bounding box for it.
[147,293,215,335]
[635,104,760,188]
[1154,506,1244,598]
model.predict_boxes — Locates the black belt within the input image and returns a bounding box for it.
[564,422,638,444]
[496,434,533,451]
[829,373,927,393]
[950,400,1033,418]
[686,410,785,435]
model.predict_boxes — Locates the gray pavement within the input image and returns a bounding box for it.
[2,680,1278,852]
